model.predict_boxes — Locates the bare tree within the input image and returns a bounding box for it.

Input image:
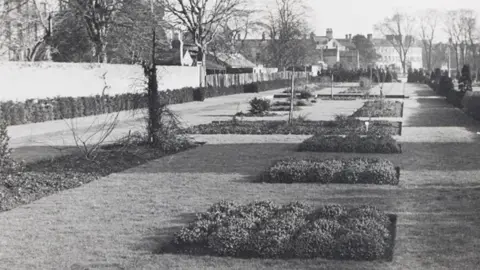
[445,10,466,74]
[162,0,248,86]
[0,0,54,61]
[60,0,130,63]
[375,11,416,74]
[418,9,440,71]
[460,10,478,74]
[263,0,312,70]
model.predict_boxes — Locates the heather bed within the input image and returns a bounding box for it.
[186,120,402,135]
[161,201,396,261]
[351,100,403,118]
[258,157,400,185]
[298,134,402,154]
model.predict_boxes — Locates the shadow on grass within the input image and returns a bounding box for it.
[404,97,480,130]
[117,141,480,176]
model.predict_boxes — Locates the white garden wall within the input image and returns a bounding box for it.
[0,62,200,101]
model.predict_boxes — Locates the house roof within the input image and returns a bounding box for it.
[156,49,190,65]
[336,39,356,50]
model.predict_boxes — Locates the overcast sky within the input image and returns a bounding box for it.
[251,0,480,42]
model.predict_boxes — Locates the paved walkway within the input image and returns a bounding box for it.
[2,83,480,269]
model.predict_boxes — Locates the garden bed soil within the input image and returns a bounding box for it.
[351,100,404,118]
[186,120,402,135]
[0,143,197,212]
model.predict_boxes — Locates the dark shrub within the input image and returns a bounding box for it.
[298,134,401,154]
[193,88,206,101]
[244,83,259,93]
[249,98,271,115]
[351,100,403,117]
[168,201,393,260]
[261,158,399,185]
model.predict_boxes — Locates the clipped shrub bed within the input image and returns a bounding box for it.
[0,79,299,126]
[320,96,359,101]
[162,201,396,261]
[298,134,401,154]
[259,157,400,185]
[186,120,401,135]
[351,100,403,117]
[461,92,480,120]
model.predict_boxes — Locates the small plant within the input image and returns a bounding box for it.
[249,97,271,115]
[0,121,23,174]
[359,77,372,90]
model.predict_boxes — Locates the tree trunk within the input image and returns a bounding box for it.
[95,42,108,63]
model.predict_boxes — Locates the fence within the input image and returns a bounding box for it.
[206,71,308,88]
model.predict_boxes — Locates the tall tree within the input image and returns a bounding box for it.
[263,0,312,69]
[445,10,466,73]
[352,34,380,67]
[418,9,440,71]
[163,0,249,86]
[375,11,416,74]
[60,0,131,63]
[0,0,54,61]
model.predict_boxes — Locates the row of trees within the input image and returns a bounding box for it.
[375,9,480,76]
[0,0,318,69]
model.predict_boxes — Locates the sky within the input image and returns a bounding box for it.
[251,0,480,42]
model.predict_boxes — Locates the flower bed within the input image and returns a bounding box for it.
[298,134,401,154]
[0,142,197,212]
[259,157,400,185]
[186,120,401,135]
[351,100,403,117]
[162,201,396,261]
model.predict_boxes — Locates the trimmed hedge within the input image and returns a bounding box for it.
[260,157,400,185]
[298,134,401,154]
[0,79,298,126]
[164,201,395,260]
[462,92,480,120]
[186,120,401,135]
[351,100,403,118]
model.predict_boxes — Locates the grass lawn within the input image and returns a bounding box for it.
[2,84,480,270]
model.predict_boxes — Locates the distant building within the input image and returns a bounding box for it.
[369,34,423,71]
[313,29,360,69]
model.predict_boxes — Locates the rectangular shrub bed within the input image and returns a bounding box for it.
[351,100,403,117]
[186,120,401,135]
[259,157,400,185]
[298,134,402,153]
[161,201,396,261]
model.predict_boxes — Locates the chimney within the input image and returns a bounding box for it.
[345,34,348,39]
[326,28,333,40]
[171,32,181,49]
[367,33,372,40]
[262,32,266,41]
[349,34,352,40]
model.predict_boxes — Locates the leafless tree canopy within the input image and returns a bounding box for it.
[417,9,440,71]
[375,11,416,73]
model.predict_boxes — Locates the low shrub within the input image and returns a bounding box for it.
[260,157,399,185]
[167,201,393,260]
[351,100,403,117]
[462,91,480,120]
[186,120,401,135]
[0,121,24,174]
[298,134,401,154]
[249,98,271,115]
[244,83,259,93]
[359,77,372,90]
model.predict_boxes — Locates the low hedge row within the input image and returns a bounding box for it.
[165,201,394,260]
[186,120,401,135]
[298,134,401,154]
[0,79,298,126]
[351,100,403,118]
[461,92,480,120]
[259,157,399,185]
